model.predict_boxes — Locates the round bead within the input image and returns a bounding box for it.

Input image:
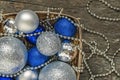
[0,36,28,74]
[39,61,76,80]
[26,25,45,44]
[0,77,13,80]
[16,70,38,80]
[54,17,77,37]
[28,47,49,67]
[36,32,61,56]
[15,10,39,33]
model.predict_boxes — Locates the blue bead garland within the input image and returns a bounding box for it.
[26,25,45,44]
[28,47,49,67]
[54,17,77,37]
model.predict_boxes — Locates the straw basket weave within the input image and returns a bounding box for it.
[0,11,82,80]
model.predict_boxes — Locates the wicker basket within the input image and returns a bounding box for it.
[0,11,82,80]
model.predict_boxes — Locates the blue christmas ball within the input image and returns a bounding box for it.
[28,47,49,67]
[62,39,71,43]
[0,77,13,80]
[54,17,77,37]
[26,25,45,44]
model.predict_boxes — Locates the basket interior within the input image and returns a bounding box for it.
[0,11,82,80]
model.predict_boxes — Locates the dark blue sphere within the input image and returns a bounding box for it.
[26,25,45,44]
[28,47,49,67]
[54,17,77,37]
[0,77,13,80]
[62,39,71,43]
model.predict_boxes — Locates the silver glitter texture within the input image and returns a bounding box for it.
[36,32,61,56]
[39,61,76,80]
[58,43,74,62]
[3,18,17,33]
[15,10,39,33]
[58,50,72,62]
[62,43,73,51]
[16,70,38,80]
[0,36,28,74]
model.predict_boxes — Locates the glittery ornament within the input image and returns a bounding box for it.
[16,70,38,80]
[26,25,45,44]
[28,47,49,67]
[58,43,74,62]
[39,61,76,80]
[58,50,72,62]
[54,17,77,37]
[3,18,17,33]
[62,42,74,51]
[0,77,13,80]
[36,32,61,56]
[15,10,39,33]
[0,36,28,74]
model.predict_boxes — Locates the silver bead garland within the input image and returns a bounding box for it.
[0,7,120,80]
[87,0,120,21]
[0,56,56,78]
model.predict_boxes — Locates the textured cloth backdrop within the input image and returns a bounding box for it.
[0,0,120,80]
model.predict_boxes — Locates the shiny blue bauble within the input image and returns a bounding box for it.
[26,25,45,44]
[28,47,49,67]
[0,77,13,80]
[54,17,77,37]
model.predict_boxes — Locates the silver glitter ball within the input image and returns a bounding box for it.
[62,42,74,51]
[58,50,72,62]
[36,32,61,56]
[58,43,74,62]
[39,61,76,80]
[0,36,28,74]
[3,18,17,33]
[15,10,39,33]
[16,70,38,80]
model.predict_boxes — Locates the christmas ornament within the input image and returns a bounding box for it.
[36,32,61,56]
[39,61,76,80]
[15,10,39,33]
[0,77,13,80]
[62,39,71,43]
[3,18,17,33]
[58,50,72,62]
[54,17,77,37]
[58,42,74,62]
[28,47,49,67]
[62,42,74,51]
[26,25,45,44]
[16,70,38,80]
[0,36,28,74]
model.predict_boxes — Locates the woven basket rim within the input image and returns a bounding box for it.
[2,11,78,20]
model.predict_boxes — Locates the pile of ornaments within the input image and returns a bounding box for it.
[0,10,77,80]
